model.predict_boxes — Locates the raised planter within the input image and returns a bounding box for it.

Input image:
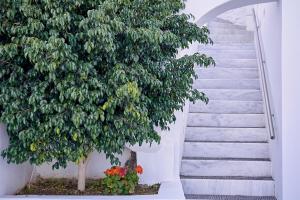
[0,181,185,200]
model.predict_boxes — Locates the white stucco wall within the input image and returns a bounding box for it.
[282,0,300,199]
[137,102,190,184]
[0,124,33,195]
[35,150,131,179]
[254,2,282,199]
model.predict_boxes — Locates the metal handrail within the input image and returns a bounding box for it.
[252,9,275,140]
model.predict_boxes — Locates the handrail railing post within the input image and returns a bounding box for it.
[252,9,276,140]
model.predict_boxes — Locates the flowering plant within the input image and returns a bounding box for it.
[101,165,143,194]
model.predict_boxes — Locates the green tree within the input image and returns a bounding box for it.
[0,0,213,191]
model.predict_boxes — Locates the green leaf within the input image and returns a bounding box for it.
[30,143,37,152]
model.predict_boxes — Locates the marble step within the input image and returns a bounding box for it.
[181,176,274,196]
[207,53,256,59]
[196,68,259,79]
[199,44,255,51]
[189,100,264,114]
[185,194,276,200]
[185,127,268,142]
[187,113,265,127]
[208,21,247,30]
[183,142,269,159]
[203,50,256,59]
[200,89,263,101]
[210,34,254,43]
[211,59,258,68]
[209,27,254,35]
[202,49,256,53]
[194,79,260,89]
[181,159,272,177]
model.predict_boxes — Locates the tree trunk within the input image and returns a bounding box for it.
[125,151,137,171]
[77,156,89,192]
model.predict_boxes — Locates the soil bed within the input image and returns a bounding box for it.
[18,178,160,196]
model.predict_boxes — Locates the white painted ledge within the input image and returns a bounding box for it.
[0,180,185,200]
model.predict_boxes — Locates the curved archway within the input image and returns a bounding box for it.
[185,0,278,25]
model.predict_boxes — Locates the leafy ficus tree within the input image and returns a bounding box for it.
[0,0,214,191]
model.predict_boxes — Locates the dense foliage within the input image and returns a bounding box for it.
[0,0,213,169]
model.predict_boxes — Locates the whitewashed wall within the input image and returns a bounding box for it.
[137,102,190,184]
[35,150,131,179]
[281,0,300,199]
[0,124,33,195]
[254,3,282,199]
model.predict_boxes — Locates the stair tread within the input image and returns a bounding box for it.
[187,113,266,128]
[199,89,261,91]
[196,67,259,70]
[182,157,270,161]
[198,89,263,101]
[182,178,274,196]
[185,127,268,142]
[184,140,268,144]
[185,194,276,200]
[183,142,269,159]
[180,176,273,181]
[189,100,264,114]
[187,126,266,128]
[193,79,260,90]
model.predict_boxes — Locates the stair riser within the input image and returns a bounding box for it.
[202,49,256,54]
[208,27,253,35]
[181,179,274,196]
[183,142,269,159]
[211,59,258,68]
[187,114,266,128]
[208,54,257,59]
[181,160,272,177]
[200,89,263,101]
[189,101,264,114]
[185,194,276,200]
[200,49,256,56]
[194,79,260,90]
[199,44,255,51]
[210,35,254,43]
[196,68,259,79]
[208,22,246,30]
[185,127,268,142]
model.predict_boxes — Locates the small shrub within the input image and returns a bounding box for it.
[101,165,143,195]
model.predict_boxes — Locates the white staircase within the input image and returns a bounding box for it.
[180,18,276,200]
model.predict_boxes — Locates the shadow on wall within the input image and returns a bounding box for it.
[0,124,33,195]
[35,150,131,180]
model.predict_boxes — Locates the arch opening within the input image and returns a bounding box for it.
[194,0,278,25]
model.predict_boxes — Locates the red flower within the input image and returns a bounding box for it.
[135,165,143,174]
[104,168,113,176]
[104,166,128,177]
[119,167,127,177]
[111,166,120,176]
